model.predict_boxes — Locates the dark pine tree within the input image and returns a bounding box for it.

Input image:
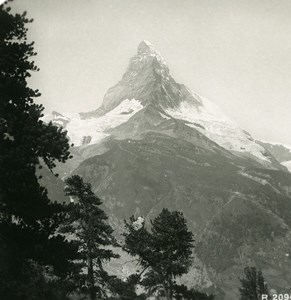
[239,267,270,300]
[123,209,195,300]
[173,284,215,300]
[0,1,78,299]
[63,175,119,300]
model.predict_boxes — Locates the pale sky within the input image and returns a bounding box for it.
[9,0,291,144]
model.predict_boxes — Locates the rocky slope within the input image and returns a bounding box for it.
[43,41,291,299]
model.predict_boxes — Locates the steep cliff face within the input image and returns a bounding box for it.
[42,41,291,299]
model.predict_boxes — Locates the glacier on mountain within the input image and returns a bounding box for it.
[43,99,143,146]
[165,90,269,161]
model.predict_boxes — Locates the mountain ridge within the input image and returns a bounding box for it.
[44,41,282,167]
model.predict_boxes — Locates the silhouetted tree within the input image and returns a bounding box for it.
[239,266,270,300]
[107,275,147,300]
[123,209,195,300]
[173,284,215,300]
[0,1,77,298]
[63,175,119,300]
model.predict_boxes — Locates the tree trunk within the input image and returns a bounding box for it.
[87,253,95,300]
[162,283,172,300]
[169,279,173,300]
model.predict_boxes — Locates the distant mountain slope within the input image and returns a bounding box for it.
[42,41,291,299]
[260,141,291,172]
[37,164,69,204]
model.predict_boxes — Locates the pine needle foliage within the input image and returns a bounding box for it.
[63,175,119,300]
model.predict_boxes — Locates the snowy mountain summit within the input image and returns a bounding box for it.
[137,40,165,60]
[45,41,275,164]
[137,40,156,53]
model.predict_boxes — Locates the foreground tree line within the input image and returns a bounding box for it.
[0,2,271,299]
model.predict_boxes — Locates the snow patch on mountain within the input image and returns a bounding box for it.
[282,161,291,172]
[160,112,171,120]
[239,171,268,185]
[43,99,143,146]
[42,111,70,127]
[166,92,269,161]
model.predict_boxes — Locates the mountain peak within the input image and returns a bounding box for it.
[136,40,166,67]
[137,40,156,54]
[81,40,195,118]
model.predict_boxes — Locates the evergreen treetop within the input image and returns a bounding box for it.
[124,208,195,300]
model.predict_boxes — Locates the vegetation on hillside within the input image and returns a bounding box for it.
[0,1,78,298]
[239,267,269,300]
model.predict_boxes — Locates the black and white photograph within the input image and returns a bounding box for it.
[1,0,291,299]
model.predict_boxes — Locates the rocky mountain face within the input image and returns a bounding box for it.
[260,141,291,172]
[44,41,291,299]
